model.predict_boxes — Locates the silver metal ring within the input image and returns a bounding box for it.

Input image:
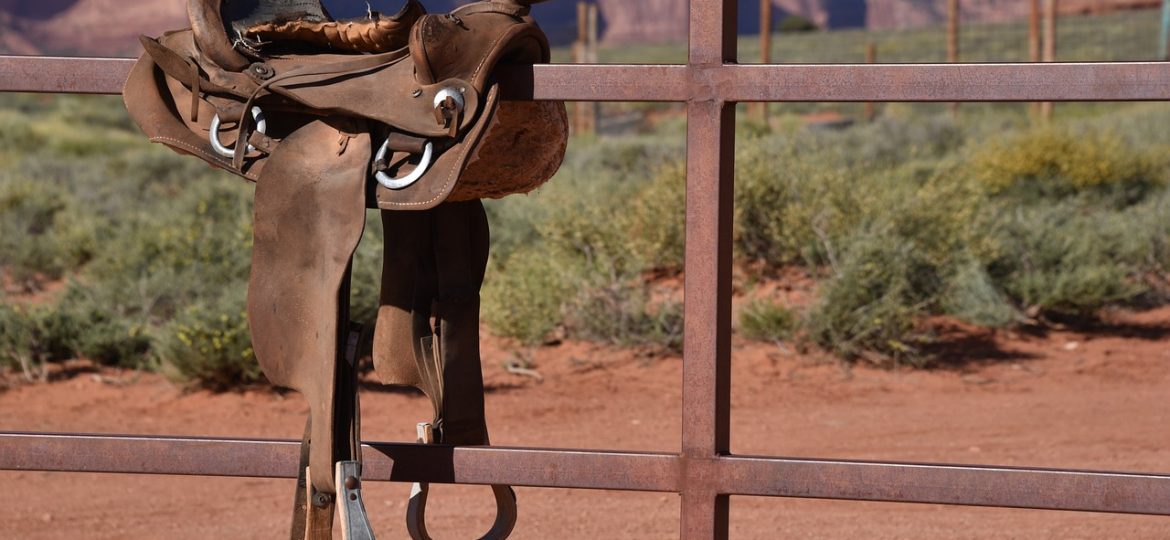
[208,106,267,158]
[433,87,465,112]
[374,138,434,190]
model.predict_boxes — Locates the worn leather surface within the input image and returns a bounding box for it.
[373,201,491,445]
[126,0,567,210]
[247,117,369,494]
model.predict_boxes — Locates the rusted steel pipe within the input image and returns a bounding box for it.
[0,433,680,492]
[3,433,1169,516]
[6,56,1170,103]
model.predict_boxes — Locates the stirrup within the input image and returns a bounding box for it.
[407,423,518,540]
[337,461,376,540]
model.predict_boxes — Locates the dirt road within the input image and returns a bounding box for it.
[2,309,1168,538]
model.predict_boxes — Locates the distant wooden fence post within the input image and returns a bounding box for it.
[865,42,878,122]
[1160,0,1170,60]
[754,0,773,124]
[1030,0,1041,62]
[1030,0,1041,118]
[948,0,960,117]
[1040,0,1057,121]
[572,1,599,136]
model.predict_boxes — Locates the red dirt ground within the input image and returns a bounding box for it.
[1,308,1168,539]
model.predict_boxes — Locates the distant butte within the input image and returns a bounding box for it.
[0,0,1159,55]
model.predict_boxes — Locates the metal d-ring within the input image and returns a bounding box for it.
[208,106,267,158]
[433,86,465,113]
[406,423,518,540]
[374,138,434,190]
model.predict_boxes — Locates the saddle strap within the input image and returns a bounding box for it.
[431,200,492,445]
[372,201,491,444]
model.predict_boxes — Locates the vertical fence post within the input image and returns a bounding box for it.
[754,0,772,124]
[683,0,737,537]
[1041,0,1057,121]
[1030,0,1041,118]
[1030,0,1041,62]
[585,2,599,134]
[1160,0,1170,60]
[572,1,586,135]
[948,0,960,117]
[572,1,598,136]
[865,42,878,122]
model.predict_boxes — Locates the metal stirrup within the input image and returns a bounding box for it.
[337,461,376,540]
[407,423,518,540]
[208,106,267,158]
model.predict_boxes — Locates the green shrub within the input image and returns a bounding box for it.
[0,179,100,283]
[625,163,686,271]
[985,201,1146,317]
[483,248,572,344]
[0,301,94,379]
[940,261,1021,328]
[739,298,798,342]
[0,302,34,374]
[50,286,152,367]
[972,127,1164,206]
[348,210,385,328]
[566,280,683,352]
[155,290,261,389]
[804,231,937,366]
[0,110,47,154]
[735,144,859,266]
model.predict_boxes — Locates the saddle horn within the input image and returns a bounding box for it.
[188,0,250,71]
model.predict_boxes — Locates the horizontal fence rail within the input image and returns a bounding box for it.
[3,433,1169,516]
[4,56,1170,102]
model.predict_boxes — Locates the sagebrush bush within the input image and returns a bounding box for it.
[482,157,686,349]
[624,163,686,272]
[566,280,684,352]
[482,247,571,344]
[735,144,861,266]
[52,286,152,367]
[973,126,1164,206]
[739,298,798,342]
[0,110,47,154]
[0,301,87,379]
[804,228,938,365]
[0,179,99,283]
[940,261,1022,328]
[0,302,33,373]
[984,201,1147,317]
[155,289,261,389]
[348,211,385,328]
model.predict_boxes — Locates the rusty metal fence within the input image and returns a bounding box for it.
[2,1,1170,538]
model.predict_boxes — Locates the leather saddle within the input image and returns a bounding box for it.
[123,1,568,538]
